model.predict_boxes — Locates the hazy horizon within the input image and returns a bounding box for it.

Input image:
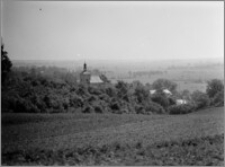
[2,1,224,61]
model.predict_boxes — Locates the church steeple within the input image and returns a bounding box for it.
[83,62,87,71]
[80,62,91,85]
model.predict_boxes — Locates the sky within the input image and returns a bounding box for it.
[1,0,224,61]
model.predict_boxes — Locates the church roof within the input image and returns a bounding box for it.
[90,75,103,84]
[149,89,172,95]
[81,70,91,75]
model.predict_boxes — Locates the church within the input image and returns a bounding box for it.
[80,63,105,86]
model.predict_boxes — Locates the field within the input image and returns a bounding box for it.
[112,67,224,92]
[2,107,224,165]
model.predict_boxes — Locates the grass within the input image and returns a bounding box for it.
[2,107,224,165]
[2,134,224,166]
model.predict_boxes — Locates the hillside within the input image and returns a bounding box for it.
[2,107,223,152]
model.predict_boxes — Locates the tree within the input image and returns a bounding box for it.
[1,43,12,84]
[100,74,110,83]
[191,90,209,109]
[180,89,191,100]
[134,84,149,104]
[115,81,129,101]
[212,91,224,107]
[152,78,177,93]
[151,93,170,108]
[206,79,224,98]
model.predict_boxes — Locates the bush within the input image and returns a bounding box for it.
[135,105,145,114]
[82,105,94,113]
[152,78,177,93]
[110,102,120,111]
[191,91,210,110]
[115,81,129,101]
[212,91,224,107]
[134,84,150,104]
[15,97,40,113]
[70,95,84,108]
[1,95,17,113]
[168,97,176,105]
[144,102,165,114]
[88,86,102,96]
[151,94,170,108]
[206,79,224,98]
[94,105,103,113]
[105,87,117,97]
[168,104,196,115]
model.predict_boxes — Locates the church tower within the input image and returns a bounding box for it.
[80,62,91,85]
[83,62,87,71]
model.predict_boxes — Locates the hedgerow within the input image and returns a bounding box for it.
[168,103,196,115]
[2,67,223,115]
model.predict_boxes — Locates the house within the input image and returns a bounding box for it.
[150,90,156,95]
[149,88,172,96]
[90,75,103,84]
[162,89,172,96]
[176,99,188,105]
[149,88,188,105]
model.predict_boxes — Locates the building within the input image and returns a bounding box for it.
[90,75,103,84]
[150,88,172,96]
[149,88,188,105]
[80,63,105,86]
[80,63,91,85]
[176,99,188,105]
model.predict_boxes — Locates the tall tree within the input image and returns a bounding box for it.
[152,78,177,93]
[206,79,224,98]
[1,43,12,84]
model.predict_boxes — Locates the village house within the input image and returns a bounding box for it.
[150,88,172,96]
[150,88,188,105]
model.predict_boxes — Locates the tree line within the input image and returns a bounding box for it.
[1,44,224,114]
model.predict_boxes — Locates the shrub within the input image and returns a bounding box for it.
[212,91,224,107]
[1,95,17,113]
[191,91,210,110]
[151,94,170,108]
[168,97,176,106]
[206,79,224,98]
[115,81,129,101]
[152,78,177,93]
[94,105,103,113]
[168,104,196,115]
[70,95,84,108]
[82,105,94,113]
[110,102,120,111]
[135,105,145,114]
[88,86,102,96]
[145,102,165,114]
[134,84,150,104]
[105,87,117,97]
[15,97,40,113]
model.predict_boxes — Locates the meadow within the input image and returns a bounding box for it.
[113,67,224,92]
[2,107,224,165]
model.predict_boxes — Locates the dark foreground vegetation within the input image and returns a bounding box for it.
[2,134,223,166]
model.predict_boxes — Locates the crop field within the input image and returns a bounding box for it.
[2,107,224,165]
